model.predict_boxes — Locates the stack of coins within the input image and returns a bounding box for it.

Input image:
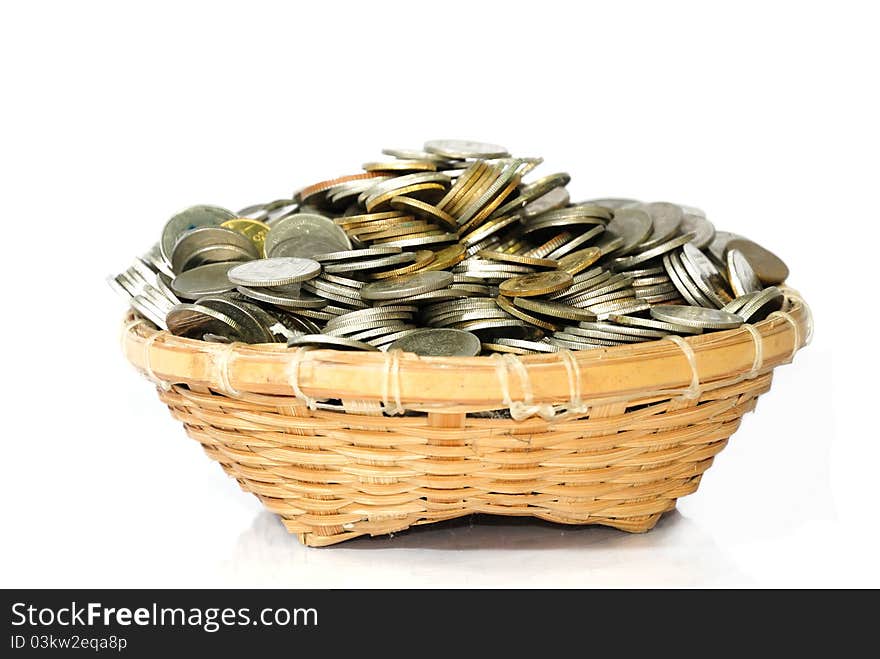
[110,139,790,356]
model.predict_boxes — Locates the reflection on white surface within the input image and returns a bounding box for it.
[221,509,749,587]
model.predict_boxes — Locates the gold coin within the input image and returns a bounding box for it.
[373,230,447,244]
[498,270,573,297]
[460,215,520,247]
[438,161,486,212]
[354,221,436,240]
[525,231,572,258]
[478,250,559,268]
[460,173,522,234]
[363,160,437,172]
[221,218,271,257]
[558,247,602,275]
[425,243,467,270]
[449,162,499,217]
[389,196,458,230]
[334,210,408,227]
[342,216,419,234]
[481,342,530,355]
[496,295,559,331]
[368,250,436,279]
[366,182,446,212]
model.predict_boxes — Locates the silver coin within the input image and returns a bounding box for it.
[236,203,269,221]
[196,294,276,343]
[327,319,410,338]
[680,243,732,308]
[388,328,481,357]
[551,332,621,347]
[578,320,670,339]
[382,147,455,162]
[271,311,321,335]
[286,334,379,351]
[360,271,454,301]
[650,304,743,330]
[454,318,543,341]
[264,213,351,258]
[332,322,412,340]
[166,302,245,339]
[170,226,258,274]
[371,328,424,348]
[612,232,695,270]
[594,234,626,257]
[159,205,236,265]
[664,251,709,308]
[680,212,716,249]
[606,313,702,334]
[322,251,416,274]
[301,283,370,309]
[707,230,743,265]
[423,139,509,159]
[560,325,647,343]
[737,286,784,323]
[433,308,513,327]
[638,202,684,250]
[325,306,418,330]
[604,207,653,256]
[313,246,402,262]
[490,172,571,219]
[520,186,570,219]
[235,285,329,310]
[320,273,366,289]
[227,257,321,287]
[302,278,364,301]
[726,248,762,297]
[130,294,169,330]
[721,291,761,315]
[170,262,238,300]
[373,289,470,306]
[546,336,608,350]
[584,197,641,210]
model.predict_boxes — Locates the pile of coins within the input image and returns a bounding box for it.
[110,139,790,357]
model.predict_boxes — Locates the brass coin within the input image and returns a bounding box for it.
[498,270,573,297]
[496,295,559,331]
[363,160,438,172]
[557,247,602,275]
[477,250,558,268]
[365,182,447,213]
[424,243,467,270]
[221,218,271,257]
[368,250,436,279]
[389,196,458,230]
[513,297,598,322]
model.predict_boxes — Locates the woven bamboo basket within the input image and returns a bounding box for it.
[120,288,811,546]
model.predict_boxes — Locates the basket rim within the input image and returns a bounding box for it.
[121,287,810,411]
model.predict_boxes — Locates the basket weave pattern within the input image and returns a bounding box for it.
[123,294,809,546]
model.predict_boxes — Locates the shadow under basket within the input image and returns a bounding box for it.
[121,289,811,546]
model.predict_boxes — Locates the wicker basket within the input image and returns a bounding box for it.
[120,288,811,546]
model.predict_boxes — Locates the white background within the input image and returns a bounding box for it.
[1,1,877,587]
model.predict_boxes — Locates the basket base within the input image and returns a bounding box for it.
[158,368,770,547]
[287,509,673,547]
